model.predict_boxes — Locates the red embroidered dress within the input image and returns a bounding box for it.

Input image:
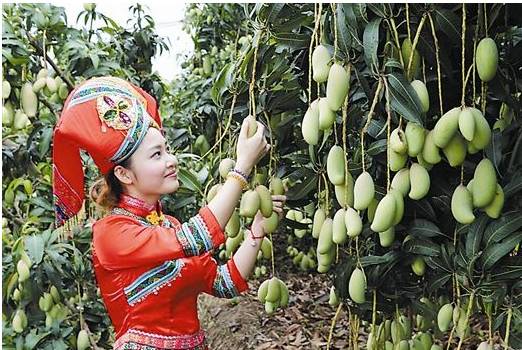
[92,194,249,349]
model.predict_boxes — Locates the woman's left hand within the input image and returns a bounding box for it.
[251,194,287,236]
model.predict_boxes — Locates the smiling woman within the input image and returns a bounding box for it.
[52,76,285,349]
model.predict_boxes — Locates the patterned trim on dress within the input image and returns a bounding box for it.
[109,207,213,257]
[53,164,83,225]
[110,207,173,228]
[177,215,213,256]
[113,328,207,350]
[124,259,185,306]
[212,263,240,299]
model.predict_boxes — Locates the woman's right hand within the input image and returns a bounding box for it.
[235,116,270,176]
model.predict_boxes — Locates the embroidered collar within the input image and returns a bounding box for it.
[117,193,165,225]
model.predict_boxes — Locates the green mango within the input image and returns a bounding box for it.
[433,107,460,148]
[302,99,320,145]
[423,130,442,164]
[388,146,408,172]
[345,207,362,237]
[256,185,273,218]
[21,82,38,117]
[332,209,347,244]
[239,190,260,217]
[207,184,222,202]
[263,211,279,234]
[378,227,395,248]
[483,183,504,219]
[219,158,235,179]
[312,208,326,239]
[367,197,378,223]
[469,108,491,151]
[265,277,281,303]
[391,168,410,197]
[32,77,46,93]
[226,210,240,237]
[348,268,366,304]
[326,63,350,111]
[269,177,285,195]
[472,158,497,207]
[405,122,426,157]
[411,256,426,276]
[411,80,429,113]
[317,218,333,254]
[328,286,340,307]
[451,185,475,224]
[458,107,475,141]
[312,45,331,83]
[409,163,430,200]
[442,132,467,167]
[77,330,90,350]
[279,280,289,307]
[354,171,375,210]
[401,38,420,80]
[327,145,345,185]
[390,127,408,154]
[390,189,404,225]
[319,97,336,130]
[370,193,396,232]
[334,173,354,207]
[476,38,498,82]
[437,303,453,332]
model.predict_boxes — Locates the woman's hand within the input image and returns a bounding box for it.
[235,116,270,177]
[251,194,287,236]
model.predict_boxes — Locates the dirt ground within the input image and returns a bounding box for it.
[197,259,508,350]
[198,269,355,350]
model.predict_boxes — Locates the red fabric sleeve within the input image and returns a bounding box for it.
[93,206,225,270]
[200,252,249,298]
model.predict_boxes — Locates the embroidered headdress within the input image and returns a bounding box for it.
[52,76,163,231]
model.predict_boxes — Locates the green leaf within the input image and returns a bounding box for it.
[481,232,522,270]
[504,171,522,200]
[25,234,45,265]
[409,219,442,238]
[482,211,522,247]
[465,214,489,258]
[435,9,461,44]
[24,329,51,350]
[430,272,452,290]
[366,139,387,156]
[177,168,202,193]
[362,18,381,73]
[287,173,317,201]
[272,32,310,50]
[387,72,424,126]
[403,237,440,257]
[485,130,502,173]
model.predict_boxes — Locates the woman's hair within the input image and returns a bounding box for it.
[89,157,132,210]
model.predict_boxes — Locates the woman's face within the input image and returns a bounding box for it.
[116,127,179,203]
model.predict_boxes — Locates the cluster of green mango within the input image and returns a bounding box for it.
[287,246,317,271]
[257,276,289,315]
[437,300,480,342]
[368,318,436,350]
[451,158,503,224]
[301,45,350,144]
[285,209,312,238]
[3,68,70,130]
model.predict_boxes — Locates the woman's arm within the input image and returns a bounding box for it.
[206,116,269,229]
[233,194,286,280]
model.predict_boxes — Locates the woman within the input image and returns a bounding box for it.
[52,76,286,349]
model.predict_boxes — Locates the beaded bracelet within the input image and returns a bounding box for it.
[230,168,249,180]
[227,171,248,191]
